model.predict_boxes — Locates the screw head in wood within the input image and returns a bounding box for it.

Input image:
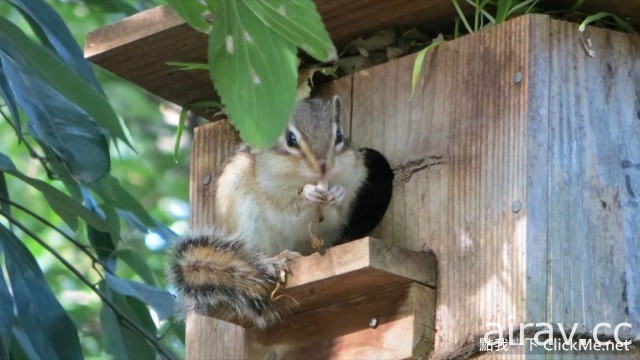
[202,173,212,185]
[511,200,522,213]
[514,71,523,84]
[369,317,379,329]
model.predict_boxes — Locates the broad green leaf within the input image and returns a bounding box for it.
[166,0,210,33]
[0,224,83,360]
[208,0,297,148]
[1,56,110,183]
[99,285,156,360]
[105,273,175,321]
[247,0,337,62]
[9,0,104,92]
[0,17,133,149]
[115,247,157,286]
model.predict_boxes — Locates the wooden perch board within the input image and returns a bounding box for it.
[200,237,437,325]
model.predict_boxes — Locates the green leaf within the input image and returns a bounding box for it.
[0,224,83,360]
[0,160,119,236]
[10,325,41,360]
[114,247,157,286]
[91,175,156,228]
[105,273,175,321]
[100,285,156,360]
[0,63,21,134]
[0,171,10,221]
[166,0,210,33]
[208,0,297,148]
[247,0,337,62]
[0,257,13,359]
[579,12,635,33]
[1,56,110,183]
[174,100,220,161]
[166,61,209,71]
[452,0,473,34]
[0,153,16,172]
[9,0,104,92]
[0,17,133,149]
[411,35,444,98]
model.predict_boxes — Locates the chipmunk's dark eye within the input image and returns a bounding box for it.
[286,130,299,148]
[335,128,343,145]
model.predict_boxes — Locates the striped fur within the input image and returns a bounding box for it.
[168,230,279,328]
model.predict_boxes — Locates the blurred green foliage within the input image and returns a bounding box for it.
[0,0,190,358]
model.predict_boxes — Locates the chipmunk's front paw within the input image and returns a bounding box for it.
[326,185,345,205]
[302,184,327,204]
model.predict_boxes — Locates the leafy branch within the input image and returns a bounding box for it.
[166,0,337,148]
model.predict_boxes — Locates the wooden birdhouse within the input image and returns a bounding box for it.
[86,1,640,358]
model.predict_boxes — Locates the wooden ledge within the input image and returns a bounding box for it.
[200,237,437,326]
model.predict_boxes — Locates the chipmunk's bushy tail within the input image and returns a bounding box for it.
[168,230,279,328]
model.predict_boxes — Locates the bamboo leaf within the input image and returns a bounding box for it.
[91,175,156,229]
[0,17,133,149]
[100,285,156,360]
[0,224,83,360]
[114,247,157,286]
[0,63,21,134]
[0,155,119,237]
[9,0,104,92]
[0,259,13,360]
[1,56,110,183]
[208,0,297,148]
[105,273,175,321]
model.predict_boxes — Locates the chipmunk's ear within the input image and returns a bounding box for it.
[332,95,341,124]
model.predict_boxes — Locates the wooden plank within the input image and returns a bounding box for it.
[199,237,437,326]
[186,117,243,360]
[245,283,436,360]
[350,13,533,358]
[544,16,640,337]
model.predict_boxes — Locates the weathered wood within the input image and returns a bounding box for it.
[245,283,435,360]
[186,118,243,360]
[180,11,640,360]
[200,237,437,326]
[352,13,640,359]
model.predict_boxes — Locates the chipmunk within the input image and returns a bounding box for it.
[169,96,392,328]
